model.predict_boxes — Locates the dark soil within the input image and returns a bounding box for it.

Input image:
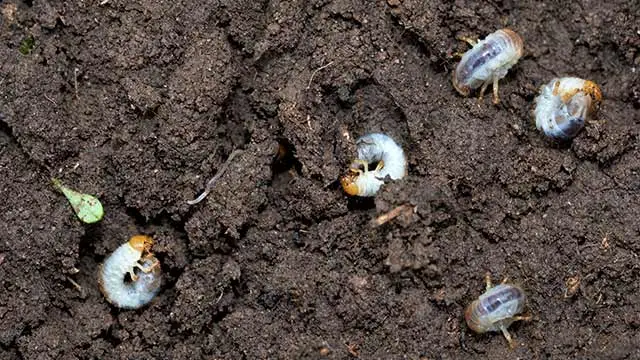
[1,0,640,359]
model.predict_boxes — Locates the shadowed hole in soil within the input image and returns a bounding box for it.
[346,195,375,211]
[271,138,302,176]
[77,224,104,261]
[356,159,382,173]
[124,207,188,232]
[0,114,16,146]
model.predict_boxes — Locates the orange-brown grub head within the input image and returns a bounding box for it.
[128,235,154,253]
[340,172,360,196]
[451,69,471,97]
[464,300,483,333]
[560,88,581,104]
[583,80,602,104]
[500,28,524,57]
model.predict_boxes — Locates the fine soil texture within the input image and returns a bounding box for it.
[1,0,640,359]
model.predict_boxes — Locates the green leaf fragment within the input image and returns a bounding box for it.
[19,35,35,55]
[52,178,104,224]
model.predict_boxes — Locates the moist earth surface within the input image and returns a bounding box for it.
[1,0,639,359]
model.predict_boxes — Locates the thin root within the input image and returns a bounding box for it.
[187,149,244,205]
[372,204,415,227]
[66,276,85,297]
[345,342,359,357]
[74,68,80,99]
[306,61,335,89]
[43,94,57,106]
[215,291,224,304]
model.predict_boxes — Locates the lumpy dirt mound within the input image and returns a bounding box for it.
[1,0,639,359]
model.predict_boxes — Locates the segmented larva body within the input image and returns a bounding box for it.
[534,77,602,140]
[452,28,523,104]
[465,276,529,348]
[98,235,162,309]
[340,133,407,197]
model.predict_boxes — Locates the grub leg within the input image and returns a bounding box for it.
[457,35,478,46]
[512,314,532,322]
[351,159,369,173]
[500,325,516,349]
[478,81,490,103]
[128,269,139,281]
[484,273,493,290]
[492,76,501,104]
[135,258,160,274]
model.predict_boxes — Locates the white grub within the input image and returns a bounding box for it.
[534,77,602,140]
[340,133,407,197]
[465,274,530,348]
[452,28,523,104]
[98,235,161,309]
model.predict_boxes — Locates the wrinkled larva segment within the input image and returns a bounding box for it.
[340,133,407,197]
[465,275,530,348]
[534,77,602,140]
[452,28,523,104]
[98,235,162,309]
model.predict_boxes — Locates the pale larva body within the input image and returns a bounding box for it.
[465,275,529,348]
[340,133,407,197]
[452,28,523,104]
[534,77,602,140]
[98,235,161,309]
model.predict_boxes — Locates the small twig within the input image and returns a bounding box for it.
[215,291,224,304]
[73,68,80,99]
[99,0,110,5]
[306,61,334,89]
[43,94,57,106]
[187,149,243,205]
[66,276,85,297]
[345,342,359,358]
[372,204,415,227]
